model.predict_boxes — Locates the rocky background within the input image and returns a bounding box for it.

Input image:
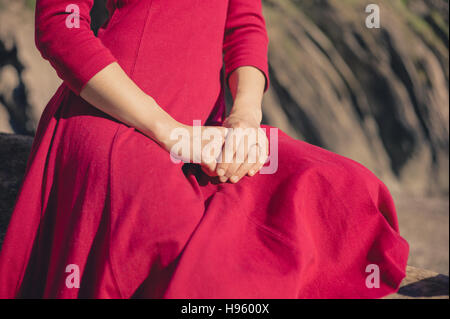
[0,0,448,275]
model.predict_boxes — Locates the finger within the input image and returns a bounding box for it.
[200,126,227,174]
[233,157,255,182]
[216,129,240,177]
[226,133,250,183]
[201,126,226,164]
[228,135,253,183]
[246,128,267,174]
[216,152,230,179]
[247,144,267,176]
[225,158,240,183]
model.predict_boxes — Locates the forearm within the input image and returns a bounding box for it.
[80,62,178,146]
[228,66,266,124]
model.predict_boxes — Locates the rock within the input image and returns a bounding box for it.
[0,0,61,135]
[0,132,33,246]
[395,194,449,275]
[261,0,449,196]
[385,266,449,299]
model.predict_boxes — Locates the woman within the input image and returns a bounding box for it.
[0,0,408,298]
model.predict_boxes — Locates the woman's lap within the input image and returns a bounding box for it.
[35,97,407,298]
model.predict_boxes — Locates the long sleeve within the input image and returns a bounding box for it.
[223,0,270,91]
[35,0,117,94]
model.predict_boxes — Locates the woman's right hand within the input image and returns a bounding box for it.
[160,123,229,177]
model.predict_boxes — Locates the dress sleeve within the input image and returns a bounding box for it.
[223,0,270,91]
[35,0,117,95]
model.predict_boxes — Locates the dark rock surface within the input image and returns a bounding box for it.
[261,0,449,196]
[385,266,449,299]
[0,132,32,245]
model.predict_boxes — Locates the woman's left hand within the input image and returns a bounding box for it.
[215,108,268,183]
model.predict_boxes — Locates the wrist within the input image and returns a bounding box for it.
[150,117,181,149]
[230,103,263,125]
[139,97,181,148]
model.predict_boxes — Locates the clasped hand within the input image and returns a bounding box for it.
[164,109,269,183]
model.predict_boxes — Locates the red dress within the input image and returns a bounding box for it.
[0,0,409,298]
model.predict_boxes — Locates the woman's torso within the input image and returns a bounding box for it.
[98,0,230,124]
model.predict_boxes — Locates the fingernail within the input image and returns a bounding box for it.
[217,168,225,176]
[219,176,228,183]
[249,169,255,176]
[230,176,239,183]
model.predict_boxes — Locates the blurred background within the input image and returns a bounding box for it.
[0,0,448,274]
